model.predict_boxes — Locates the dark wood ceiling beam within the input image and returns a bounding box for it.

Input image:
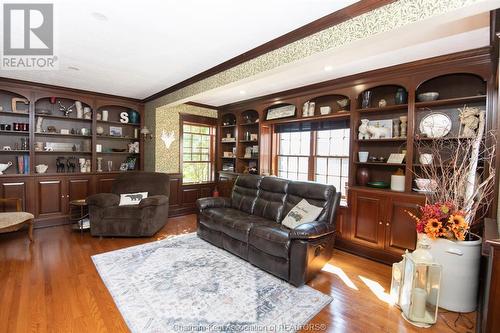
[142,0,396,103]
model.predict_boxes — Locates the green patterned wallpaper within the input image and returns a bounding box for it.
[144,104,217,173]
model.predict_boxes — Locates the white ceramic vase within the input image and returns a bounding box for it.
[420,233,482,312]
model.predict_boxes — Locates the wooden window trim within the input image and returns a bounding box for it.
[179,114,217,184]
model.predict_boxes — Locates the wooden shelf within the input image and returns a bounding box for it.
[414,136,472,141]
[0,111,29,117]
[356,138,407,143]
[0,150,29,154]
[239,140,258,143]
[36,151,92,154]
[97,135,137,141]
[239,122,259,126]
[97,152,139,155]
[36,114,92,122]
[35,132,91,139]
[239,157,259,160]
[415,95,486,108]
[355,162,406,167]
[0,130,29,136]
[221,124,236,128]
[220,141,236,144]
[97,120,140,127]
[221,156,236,159]
[356,104,408,113]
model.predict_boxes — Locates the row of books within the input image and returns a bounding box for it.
[16,155,29,174]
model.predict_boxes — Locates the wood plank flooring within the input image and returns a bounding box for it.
[0,215,475,333]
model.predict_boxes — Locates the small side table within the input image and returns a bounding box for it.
[69,199,89,233]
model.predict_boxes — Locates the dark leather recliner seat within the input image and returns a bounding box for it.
[196,175,340,286]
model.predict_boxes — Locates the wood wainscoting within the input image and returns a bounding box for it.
[167,173,216,217]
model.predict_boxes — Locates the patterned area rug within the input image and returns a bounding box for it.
[92,233,332,333]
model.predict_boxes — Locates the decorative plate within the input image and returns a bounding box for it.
[419,113,452,138]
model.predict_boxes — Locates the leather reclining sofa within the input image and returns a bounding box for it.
[196,175,340,286]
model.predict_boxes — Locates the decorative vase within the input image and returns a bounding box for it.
[419,233,482,312]
[97,157,103,172]
[102,110,109,121]
[75,101,83,118]
[395,88,408,105]
[128,110,140,124]
[361,90,372,109]
[356,167,370,186]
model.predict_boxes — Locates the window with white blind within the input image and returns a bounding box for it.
[315,128,350,199]
[277,131,310,181]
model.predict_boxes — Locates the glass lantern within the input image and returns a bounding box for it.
[391,250,442,327]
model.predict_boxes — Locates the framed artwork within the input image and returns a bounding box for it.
[387,153,406,164]
[266,105,296,121]
[368,119,393,138]
[110,126,123,137]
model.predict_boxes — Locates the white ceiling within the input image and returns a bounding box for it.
[189,4,496,106]
[0,0,360,99]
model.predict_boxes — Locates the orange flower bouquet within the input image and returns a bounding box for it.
[408,202,469,241]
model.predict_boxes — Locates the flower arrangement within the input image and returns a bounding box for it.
[408,202,468,240]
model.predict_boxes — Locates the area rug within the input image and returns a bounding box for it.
[92,233,332,333]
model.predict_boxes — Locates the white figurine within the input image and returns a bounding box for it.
[358,119,370,140]
[367,124,390,139]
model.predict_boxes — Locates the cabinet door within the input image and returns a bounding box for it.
[335,206,349,240]
[0,178,33,213]
[67,176,93,202]
[350,190,386,249]
[384,195,425,255]
[36,178,65,217]
[95,175,116,193]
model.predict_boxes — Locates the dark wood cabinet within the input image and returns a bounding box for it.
[384,195,422,255]
[350,190,387,249]
[95,174,116,193]
[36,178,65,217]
[67,176,93,204]
[338,187,425,264]
[0,177,33,212]
[334,206,349,240]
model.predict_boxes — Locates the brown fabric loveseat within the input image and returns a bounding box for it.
[196,175,340,286]
[87,172,170,237]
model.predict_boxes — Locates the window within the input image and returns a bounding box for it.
[277,131,310,181]
[181,115,216,184]
[315,128,350,198]
[275,123,350,199]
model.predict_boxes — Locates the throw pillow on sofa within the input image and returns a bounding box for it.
[282,199,323,229]
[119,192,148,206]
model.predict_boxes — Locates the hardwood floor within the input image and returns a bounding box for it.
[0,215,475,333]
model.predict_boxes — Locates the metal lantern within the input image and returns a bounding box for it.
[391,249,442,327]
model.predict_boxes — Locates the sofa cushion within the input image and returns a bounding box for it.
[200,208,250,231]
[283,181,335,223]
[253,177,288,222]
[249,224,291,259]
[231,175,262,214]
[220,214,273,242]
[102,205,142,220]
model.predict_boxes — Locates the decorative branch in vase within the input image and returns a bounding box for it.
[407,104,496,312]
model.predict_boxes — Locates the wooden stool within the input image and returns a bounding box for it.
[69,199,89,233]
[0,198,34,242]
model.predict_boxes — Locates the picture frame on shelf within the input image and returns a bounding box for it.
[265,105,296,120]
[119,163,128,171]
[109,126,123,137]
[250,134,258,141]
[368,119,393,138]
[387,153,406,164]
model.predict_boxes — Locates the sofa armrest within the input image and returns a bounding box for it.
[196,197,231,211]
[86,193,119,208]
[139,195,169,208]
[288,221,335,240]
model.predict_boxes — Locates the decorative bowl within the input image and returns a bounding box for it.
[337,99,349,109]
[417,92,439,102]
[35,164,48,173]
[0,161,13,174]
[367,181,390,188]
[415,178,438,191]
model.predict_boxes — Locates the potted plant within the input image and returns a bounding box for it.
[410,106,496,312]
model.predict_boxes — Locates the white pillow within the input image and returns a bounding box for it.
[119,192,148,206]
[282,199,323,229]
